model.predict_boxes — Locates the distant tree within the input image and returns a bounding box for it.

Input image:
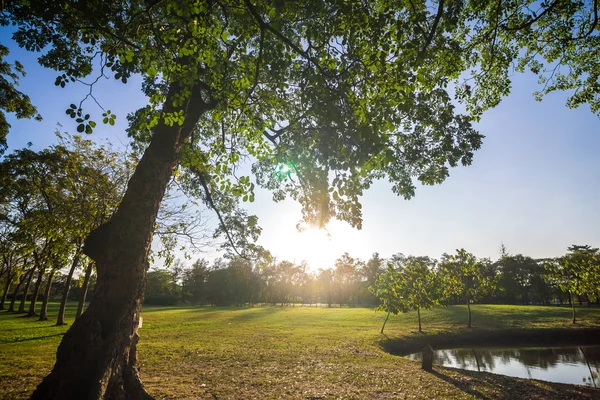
[75,261,95,318]
[497,254,539,305]
[0,225,27,310]
[333,253,363,306]
[182,259,210,305]
[360,253,385,305]
[438,249,496,328]
[317,269,334,308]
[145,269,180,305]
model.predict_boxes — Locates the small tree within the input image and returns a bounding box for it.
[370,264,407,334]
[397,256,438,332]
[545,245,600,324]
[438,249,496,328]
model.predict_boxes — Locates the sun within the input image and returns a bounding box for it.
[294,227,335,269]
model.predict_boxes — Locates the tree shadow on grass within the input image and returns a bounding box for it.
[429,366,600,400]
[227,305,287,323]
[1,332,65,344]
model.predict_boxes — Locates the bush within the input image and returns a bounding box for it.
[143,295,180,306]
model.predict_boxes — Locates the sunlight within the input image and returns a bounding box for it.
[294,227,334,269]
[263,213,374,271]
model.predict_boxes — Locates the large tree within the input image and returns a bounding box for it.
[2,0,599,398]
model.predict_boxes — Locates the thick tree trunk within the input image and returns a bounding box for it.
[76,261,94,318]
[57,254,80,325]
[18,268,34,313]
[27,268,45,317]
[31,83,212,400]
[0,275,11,309]
[8,271,25,312]
[39,269,56,321]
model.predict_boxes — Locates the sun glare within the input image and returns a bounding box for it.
[294,227,334,269]
[263,217,373,271]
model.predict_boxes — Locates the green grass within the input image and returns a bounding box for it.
[1,303,600,399]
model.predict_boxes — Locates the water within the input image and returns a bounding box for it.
[407,345,600,387]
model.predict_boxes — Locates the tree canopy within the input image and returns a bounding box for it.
[6,0,599,231]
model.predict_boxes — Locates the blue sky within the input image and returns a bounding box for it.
[2,27,599,270]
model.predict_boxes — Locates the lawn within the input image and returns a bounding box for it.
[1,303,600,399]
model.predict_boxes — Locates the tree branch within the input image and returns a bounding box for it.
[188,166,246,259]
[243,0,324,73]
[501,0,560,31]
[419,0,444,59]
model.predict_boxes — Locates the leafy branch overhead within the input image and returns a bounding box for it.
[4,0,598,231]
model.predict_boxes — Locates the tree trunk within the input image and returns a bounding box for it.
[417,306,421,332]
[39,269,56,321]
[27,268,45,317]
[0,275,11,309]
[76,261,94,318]
[18,268,34,313]
[467,294,472,328]
[57,254,80,325]
[381,310,391,334]
[571,292,576,324]
[8,271,26,312]
[30,83,212,400]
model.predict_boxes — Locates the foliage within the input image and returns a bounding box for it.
[438,249,497,305]
[398,257,438,310]
[545,246,599,299]
[0,44,41,154]
[496,253,550,305]
[371,264,408,316]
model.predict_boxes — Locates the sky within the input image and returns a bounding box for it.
[2,27,600,271]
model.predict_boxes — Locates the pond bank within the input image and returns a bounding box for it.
[381,327,600,356]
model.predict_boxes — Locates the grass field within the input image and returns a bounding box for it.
[1,303,600,399]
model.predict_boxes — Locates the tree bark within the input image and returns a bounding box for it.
[27,268,45,317]
[18,268,35,313]
[417,306,421,332]
[57,254,80,325]
[30,83,212,400]
[0,275,11,309]
[76,260,94,318]
[39,269,56,321]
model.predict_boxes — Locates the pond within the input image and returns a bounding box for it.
[407,345,600,387]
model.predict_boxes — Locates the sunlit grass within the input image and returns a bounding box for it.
[1,303,599,399]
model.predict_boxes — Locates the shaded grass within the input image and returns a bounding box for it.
[1,303,600,399]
